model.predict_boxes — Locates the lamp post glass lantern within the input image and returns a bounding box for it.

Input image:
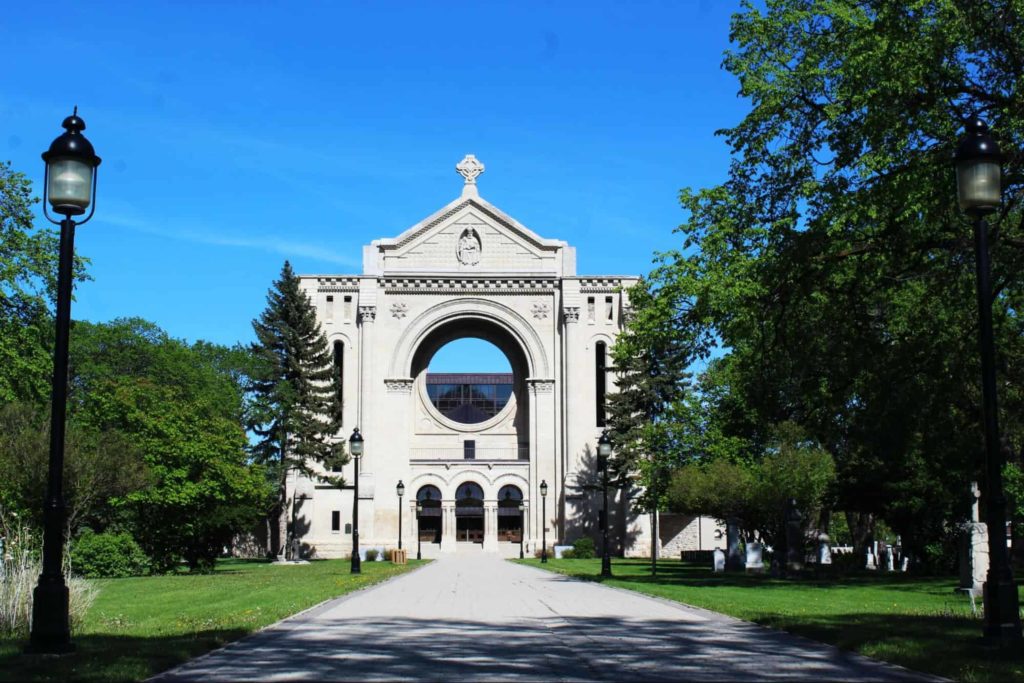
[953,116,1022,644]
[30,110,101,654]
[349,428,363,574]
[597,430,613,577]
[540,480,548,563]
[396,480,405,550]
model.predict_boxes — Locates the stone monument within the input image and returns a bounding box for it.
[959,481,989,596]
[713,548,726,573]
[745,541,764,572]
[725,518,745,571]
[817,532,832,565]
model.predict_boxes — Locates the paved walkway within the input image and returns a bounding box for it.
[153,553,941,682]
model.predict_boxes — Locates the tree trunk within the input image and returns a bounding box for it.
[651,510,658,575]
[264,513,273,557]
[845,511,874,557]
[276,475,288,561]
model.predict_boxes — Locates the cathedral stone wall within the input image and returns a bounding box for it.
[288,157,648,558]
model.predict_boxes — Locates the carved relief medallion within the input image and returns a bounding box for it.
[390,302,408,319]
[531,302,550,320]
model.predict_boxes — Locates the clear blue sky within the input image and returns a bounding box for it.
[2,1,747,371]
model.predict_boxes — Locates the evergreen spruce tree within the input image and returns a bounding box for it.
[605,278,698,564]
[250,261,345,559]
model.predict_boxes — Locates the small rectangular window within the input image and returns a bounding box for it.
[331,511,340,532]
[587,296,595,322]
[605,296,614,321]
[325,295,334,322]
[464,440,476,460]
[344,295,353,322]
[345,522,352,534]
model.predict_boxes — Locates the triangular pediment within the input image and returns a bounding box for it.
[365,195,576,277]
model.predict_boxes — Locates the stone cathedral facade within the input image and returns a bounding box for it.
[286,156,661,558]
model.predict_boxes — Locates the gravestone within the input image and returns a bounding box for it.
[865,548,877,570]
[784,498,804,572]
[745,541,764,572]
[713,548,726,572]
[725,519,745,571]
[959,481,989,596]
[817,533,832,565]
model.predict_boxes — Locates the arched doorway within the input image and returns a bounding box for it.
[455,482,485,543]
[417,485,442,544]
[497,484,523,543]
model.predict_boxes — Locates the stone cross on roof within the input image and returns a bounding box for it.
[456,154,485,197]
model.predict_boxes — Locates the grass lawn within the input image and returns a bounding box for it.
[518,557,1024,683]
[0,558,425,683]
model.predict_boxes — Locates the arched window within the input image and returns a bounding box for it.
[417,485,442,503]
[456,482,484,501]
[333,341,344,423]
[595,341,607,427]
[498,485,523,502]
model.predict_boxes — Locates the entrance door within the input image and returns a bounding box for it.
[497,484,524,542]
[417,485,442,544]
[455,482,485,543]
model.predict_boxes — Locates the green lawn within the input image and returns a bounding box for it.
[1,558,425,683]
[518,558,1024,683]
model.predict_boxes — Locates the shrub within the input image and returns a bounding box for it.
[1,511,97,637]
[364,548,379,562]
[560,549,576,559]
[572,537,595,559]
[70,529,149,578]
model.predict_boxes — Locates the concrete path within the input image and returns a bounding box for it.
[153,554,942,682]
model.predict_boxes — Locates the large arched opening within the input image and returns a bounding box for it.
[410,317,530,459]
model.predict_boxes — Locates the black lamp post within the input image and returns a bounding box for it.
[954,116,1023,644]
[416,502,423,560]
[396,480,405,550]
[597,430,613,577]
[30,109,101,654]
[540,480,549,563]
[518,503,525,559]
[349,428,363,574]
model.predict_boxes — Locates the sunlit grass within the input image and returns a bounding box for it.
[0,558,425,683]
[518,557,1023,683]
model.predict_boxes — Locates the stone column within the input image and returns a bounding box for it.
[528,379,556,544]
[357,305,376,472]
[960,481,989,595]
[522,502,531,553]
[483,501,498,552]
[441,503,456,553]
